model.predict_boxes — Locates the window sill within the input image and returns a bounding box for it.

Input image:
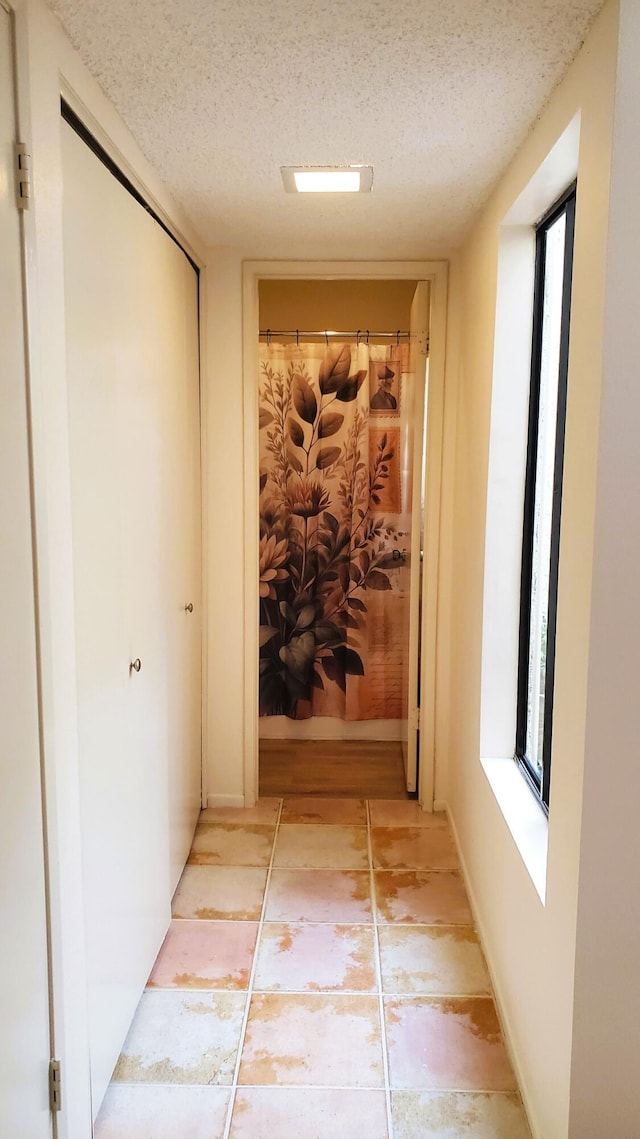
[480,755,548,903]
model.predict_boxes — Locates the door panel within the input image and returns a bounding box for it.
[153,233,202,890]
[0,7,53,1136]
[63,122,170,1115]
[404,282,430,792]
[62,120,201,1115]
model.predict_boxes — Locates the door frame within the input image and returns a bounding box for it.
[242,259,448,808]
[10,4,208,1131]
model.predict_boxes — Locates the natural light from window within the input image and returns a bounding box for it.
[525,213,566,777]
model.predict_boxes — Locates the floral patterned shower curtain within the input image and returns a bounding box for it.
[259,340,410,721]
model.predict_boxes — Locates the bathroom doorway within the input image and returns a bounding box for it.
[256,279,429,799]
[242,261,448,809]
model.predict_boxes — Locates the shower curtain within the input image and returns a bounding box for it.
[259,340,410,721]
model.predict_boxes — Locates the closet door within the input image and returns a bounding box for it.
[62,119,201,1114]
[63,121,170,1115]
[0,8,53,1135]
[154,234,202,891]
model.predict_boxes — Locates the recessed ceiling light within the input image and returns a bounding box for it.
[281,165,373,193]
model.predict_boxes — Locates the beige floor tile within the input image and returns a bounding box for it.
[200,799,281,824]
[238,993,384,1087]
[266,868,372,923]
[379,926,491,995]
[112,990,245,1085]
[391,1090,532,1138]
[230,1088,388,1138]
[274,824,369,869]
[94,1085,231,1139]
[254,922,377,992]
[189,822,275,866]
[384,996,517,1091]
[281,797,367,825]
[172,865,267,920]
[372,827,458,870]
[147,920,258,990]
[369,801,449,828]
[375,870,472,925]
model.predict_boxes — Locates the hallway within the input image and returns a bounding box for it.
[94,799,531,1138]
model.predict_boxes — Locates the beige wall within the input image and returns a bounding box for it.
[568,0,640,1131]
[202,248,247,803]
[440,4,619,1138]
[259,279,418,335]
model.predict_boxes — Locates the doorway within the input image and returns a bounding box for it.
[242,264,448,807]
[0,4,55,1135]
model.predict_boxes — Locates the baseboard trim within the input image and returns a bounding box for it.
[206,793,246,809]
[442,799,541,1139]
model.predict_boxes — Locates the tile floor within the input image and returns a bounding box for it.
[95,798,532,1138]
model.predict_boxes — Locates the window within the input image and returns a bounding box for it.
[515,184,576,811]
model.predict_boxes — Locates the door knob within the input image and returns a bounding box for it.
[185,603,194,613]
[130,658,142,674]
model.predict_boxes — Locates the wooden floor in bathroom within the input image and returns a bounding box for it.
[259,739,412,799]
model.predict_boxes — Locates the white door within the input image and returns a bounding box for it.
[403,282,430,792]
[62,119,201,1115]
[0,6,54,1136]
[162,247,202,892]
[63,121,170,1115]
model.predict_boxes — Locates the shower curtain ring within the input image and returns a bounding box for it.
[266,328,271,346]
[396,329,401,347]
[366,329,370,345]
[296,329,300,347]
[357,329,361,346]
[325,330,329,347]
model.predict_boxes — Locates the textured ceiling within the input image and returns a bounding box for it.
[49,0,603,257]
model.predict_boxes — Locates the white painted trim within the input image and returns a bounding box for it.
[481,756,548,901]
[444,800,541,1139]
[11,2,209,1132]
[242,259,449,812]
[433,798,448,813]
[12,8,92,1134]
[418,264,448,811]
[58,90,204,275]
[206,793,247,809]
[405,282,430,793]
[242,264,261,810]
[198,264,210,809]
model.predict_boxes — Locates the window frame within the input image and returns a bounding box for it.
[515,183,577,812]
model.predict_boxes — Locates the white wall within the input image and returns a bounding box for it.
[568,1,640,1132]
[11,1,205,1133]
[440,3,619,1137]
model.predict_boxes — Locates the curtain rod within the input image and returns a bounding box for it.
[259,328,412,343]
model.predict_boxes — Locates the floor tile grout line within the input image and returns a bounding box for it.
[169,916,479,931]
[187,862,457,872]
[220,796,284,1139]
[143,984,493,999]
[367,799,395,1139]
[111,1078,522,1096]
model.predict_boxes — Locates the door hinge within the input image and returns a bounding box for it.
[49,1058,62,1113]
[15,143,32,210]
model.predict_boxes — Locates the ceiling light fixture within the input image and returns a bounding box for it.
[281,165,373,193]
